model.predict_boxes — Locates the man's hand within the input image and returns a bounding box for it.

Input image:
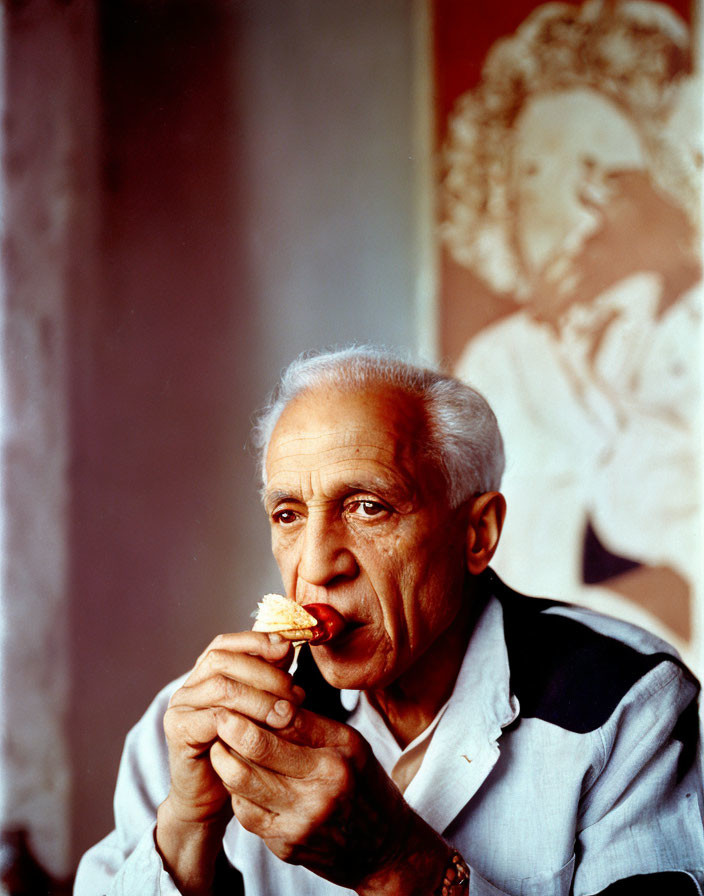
[157,630,451,895]
[155,632,303,895]
[209,702,450,895]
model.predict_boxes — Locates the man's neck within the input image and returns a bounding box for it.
[367,590,483,749]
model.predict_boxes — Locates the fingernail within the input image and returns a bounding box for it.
[267,700,293,727]
[269,633,284,644]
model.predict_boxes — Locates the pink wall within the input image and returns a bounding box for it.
[65,0,420,870]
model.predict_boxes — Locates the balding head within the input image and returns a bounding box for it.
[253,346,504,508]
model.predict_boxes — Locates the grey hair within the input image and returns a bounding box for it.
[252,346,504,507]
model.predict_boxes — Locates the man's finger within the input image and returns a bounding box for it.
[210,738,312,831]
[229,790,279,837]
[210,735,352,840]
[278,708,362,757]
[191,631,294,675]
[210,739,283,808]
[185,645,298,695]
[169,676,304,730]
[163,703,221,751]
[214,711,345,782]
[227,791,342,868]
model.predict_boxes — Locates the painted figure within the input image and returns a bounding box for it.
[441,0,702,660]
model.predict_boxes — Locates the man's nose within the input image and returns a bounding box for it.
[298,513,358,586]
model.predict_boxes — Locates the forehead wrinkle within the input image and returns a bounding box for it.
[267,433,407,490]
[265,457,418,505]
[271,444,397,469]
[265,388,431,503]
[270,426,400,456]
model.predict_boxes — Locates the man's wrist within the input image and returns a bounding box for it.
[359,841,470,896]
[434,850,470,895]
[356,810,458,896]
[155,797,230,896]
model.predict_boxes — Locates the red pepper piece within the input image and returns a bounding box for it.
[302,604,346,644]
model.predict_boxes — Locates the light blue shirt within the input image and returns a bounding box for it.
[75,583,704,895]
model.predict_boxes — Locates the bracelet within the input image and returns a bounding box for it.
[435,849,470,895]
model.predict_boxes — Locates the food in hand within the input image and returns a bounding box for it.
[253,594,346,644]
[253,594,318,642]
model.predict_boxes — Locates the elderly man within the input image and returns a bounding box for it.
[76,348,703,895]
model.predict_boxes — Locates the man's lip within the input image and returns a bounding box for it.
[311,619,365,648]
[296,599,368,644]
[303,603,347,644]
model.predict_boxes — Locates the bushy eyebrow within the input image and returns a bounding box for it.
[262,488,297,512]
[343,477,415,504]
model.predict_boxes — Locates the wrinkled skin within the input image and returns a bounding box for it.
[160,631,446,894]
[157,384,504,894]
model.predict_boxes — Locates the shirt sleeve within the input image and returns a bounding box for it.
[74,824,182,896]
[73,677,184,896]
[574,660,704,895]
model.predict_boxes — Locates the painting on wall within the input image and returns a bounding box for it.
[432,0,702,669]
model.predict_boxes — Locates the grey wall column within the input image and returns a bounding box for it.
[1,0,99,879]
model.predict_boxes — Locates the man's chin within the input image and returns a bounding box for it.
[310,618,398,690]
[311,637,385,692]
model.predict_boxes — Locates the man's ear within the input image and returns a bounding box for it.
[465,492,506,575]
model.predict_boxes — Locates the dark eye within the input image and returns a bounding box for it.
[346,500,388,520]
[272,509,299,525]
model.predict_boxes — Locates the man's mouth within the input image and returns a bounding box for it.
[302,603,347,644]
[311,618,366,650]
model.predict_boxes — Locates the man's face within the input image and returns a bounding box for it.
[264,384,471,691]
[511,87,644,284]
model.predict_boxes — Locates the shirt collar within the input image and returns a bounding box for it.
[449,586,520,737]
[339,580,520,832]
[401,585,520,832]
[340,686,359,713]
[342,580,518,731]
